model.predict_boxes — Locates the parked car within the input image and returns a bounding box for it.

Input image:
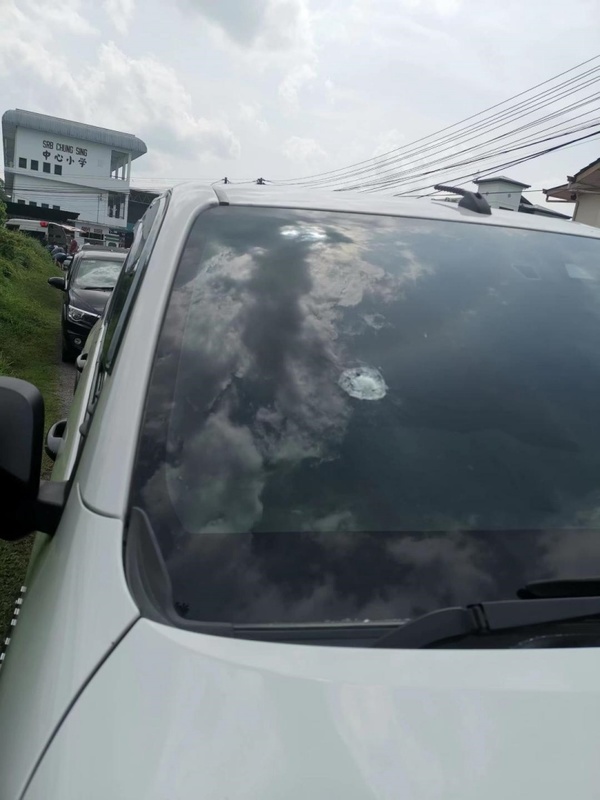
[3,184,600,799]
[48,246,128,361]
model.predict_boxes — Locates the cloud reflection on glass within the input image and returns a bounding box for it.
[131,207,600,625]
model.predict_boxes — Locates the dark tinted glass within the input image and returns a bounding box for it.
[130,207,600,626]
[101,194,167,371]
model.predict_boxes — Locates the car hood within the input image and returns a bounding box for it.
[69,286,112,316]
[25,619,600,799]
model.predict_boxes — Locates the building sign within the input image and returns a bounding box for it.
[41,140,88,167]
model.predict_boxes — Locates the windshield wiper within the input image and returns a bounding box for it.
[79,286,113,291]
[372,596,600,648]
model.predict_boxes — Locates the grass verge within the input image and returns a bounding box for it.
[0,228,62,638]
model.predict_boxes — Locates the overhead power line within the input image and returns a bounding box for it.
[390,127,600,198]
[350,114,600,194]
[281,66,600,189]
[269,53,600,192]
[339,105,600,194]
[322,115,600,196]
[308,96,600,193]
[272,53,600,187]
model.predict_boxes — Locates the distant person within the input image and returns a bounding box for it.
[69,238,79,255]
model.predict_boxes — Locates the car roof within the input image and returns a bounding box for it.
[167,183,600,241]
[77,248,128,258]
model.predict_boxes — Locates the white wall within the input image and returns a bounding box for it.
[11,173,128,229]
[574,195,600,228]
[13,127,124,185]
[13,174,104,222]
[8,126,130,228]
[476,181,522,212]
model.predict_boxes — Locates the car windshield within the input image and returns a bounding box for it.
[72,257,124,289]
[130,206,600,627]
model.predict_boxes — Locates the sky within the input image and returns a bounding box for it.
[1,0,599,205]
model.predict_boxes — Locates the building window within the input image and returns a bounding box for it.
[18,157,26,168]
[84,232,103,244]
[31,159,39,171]
[41,203,49,208]
[108,191,126,219]
[110,150,128,180]
[29,201,37,207]
[54,165,62,175]
[52,205,60,210]
[17,199,25,205]
[43,162,51,173]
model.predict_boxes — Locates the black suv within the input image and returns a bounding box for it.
[49,246,128,361]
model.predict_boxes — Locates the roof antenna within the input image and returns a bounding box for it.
[434,184,492,215]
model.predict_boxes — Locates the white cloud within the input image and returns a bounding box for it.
[398,0,463,15]
[434,0,462,13]
[179,0,313,53]
[181,0,318,114]
[0,5,240,169]
[34,0,98,35]
[372,129,405,158]
[2,0,599,191]
[103,0,136,34]
[238,103,269,134]
[282,135,326,164]
[0,2,82,93]
[279,63,317,109]
[84,43,241,161]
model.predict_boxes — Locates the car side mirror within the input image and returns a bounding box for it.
[48,276,66,290]
[0,378,66,540]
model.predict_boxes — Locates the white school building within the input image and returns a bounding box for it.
[2,109,147,237]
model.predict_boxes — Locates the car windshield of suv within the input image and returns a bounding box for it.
[72,257,124,290]
[130,206,600,629]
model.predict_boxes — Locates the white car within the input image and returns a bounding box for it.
[3,184,600,799]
